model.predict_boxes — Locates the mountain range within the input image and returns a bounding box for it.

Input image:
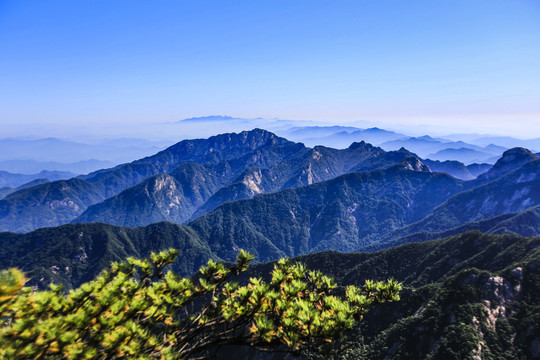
[0,131,539,286]
[0,137,167,163]
[0,130,435,232]
[0,130,301,232]
[0,170,77,200]
[1,130,538,245]
[5,117,539,175]
[1,128,540,359]
[277,125,513,163]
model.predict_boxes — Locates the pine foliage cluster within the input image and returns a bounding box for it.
[0,249,401,359]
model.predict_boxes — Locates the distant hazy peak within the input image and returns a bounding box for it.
[416,135,437,141]
[363,127,393,133]
[179,115,236,122]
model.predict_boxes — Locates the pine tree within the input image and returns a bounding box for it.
[0,249,401,359]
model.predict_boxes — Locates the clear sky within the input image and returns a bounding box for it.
[1,0,540,139]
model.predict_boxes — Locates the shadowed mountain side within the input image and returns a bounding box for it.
[0,222,217,289]
[0,178,52,199]
[466,162,492,177]
[188,164,464,262]
[421,159,491,180]
[0,179,106,233]
[374,159,540,247]
[246,231,540,288]
[191,142,415,218]
[361,205,540,252]
[225,231,540,360]
[423,159,475,180]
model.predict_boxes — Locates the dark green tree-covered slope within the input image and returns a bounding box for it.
[1,215,539,359]
[189,160,464,261]
[233,231,540,360]
[364,205,540,252]
[245,231,538,292]
[384,158,540,244]
[2,225,539,360]
[0,222,217,288]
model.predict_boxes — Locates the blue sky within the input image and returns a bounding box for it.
[1,0,539,138]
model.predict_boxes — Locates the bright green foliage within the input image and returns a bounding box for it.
[0,249,401,359]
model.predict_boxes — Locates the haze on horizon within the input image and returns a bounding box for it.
[1,0,539,140]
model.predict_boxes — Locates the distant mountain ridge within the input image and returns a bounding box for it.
[180,115,237,122]
[0,129,303,232]
[0,137,165,171]
[0,159,115,175]
[0,129,438,232]
[75,140,421,227]
[0,129,537,243]
[475,147,537,182]
[382,136,504,164]
[0,170,76,188]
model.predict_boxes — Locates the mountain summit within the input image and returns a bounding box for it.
[478,147,537,181]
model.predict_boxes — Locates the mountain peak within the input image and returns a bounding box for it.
[391,157,431,173]
[478,147,537,181]
[497,147,536,164]
[396,147,418,157]
[348,141,374,150]
[180,115,236,123]
[172,129,291,151]
[364,127,384,133]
